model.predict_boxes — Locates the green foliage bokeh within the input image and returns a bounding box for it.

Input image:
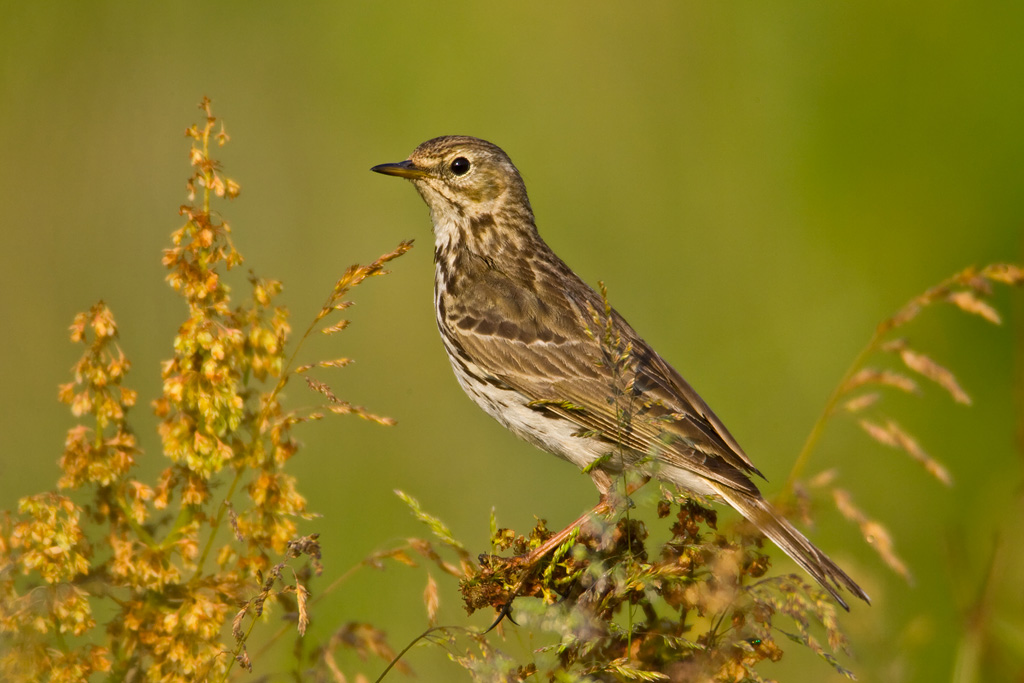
[1,3,1021,681]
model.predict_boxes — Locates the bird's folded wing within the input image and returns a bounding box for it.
[451,318,762,495]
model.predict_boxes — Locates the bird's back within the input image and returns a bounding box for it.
[436,227,762,497]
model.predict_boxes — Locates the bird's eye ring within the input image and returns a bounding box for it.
[450,157,471,176]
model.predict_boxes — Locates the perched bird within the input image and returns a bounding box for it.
[371,136,868,610]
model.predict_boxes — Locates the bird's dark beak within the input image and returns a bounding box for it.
[370,160,429,179]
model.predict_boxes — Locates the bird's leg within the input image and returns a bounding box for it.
[485,493,615,633]
[523,468,618,564]
[524,469,649,564]
[523,495,614,565]
[485,471,651,631]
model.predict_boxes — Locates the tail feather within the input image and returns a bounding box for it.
[711,483,870,611]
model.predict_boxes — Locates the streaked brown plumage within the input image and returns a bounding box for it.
[371,136,868,610]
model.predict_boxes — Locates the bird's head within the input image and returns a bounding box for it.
[372,136,535,247]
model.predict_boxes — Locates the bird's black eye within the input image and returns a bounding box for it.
[450,157,471,176]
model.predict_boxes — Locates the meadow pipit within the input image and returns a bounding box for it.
[372,136,868,610]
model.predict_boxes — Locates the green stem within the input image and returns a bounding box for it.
[244,545,400,668]
[782,327,884,495]
[188,467,244,585]
[156,502,196,551]
[52,599,70,653]
[374,626,454,683]
[115,496,158,548]
[201,117,212,217]
[218,600,260,683]
[262,283,337,412]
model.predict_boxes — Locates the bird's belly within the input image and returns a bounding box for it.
[447,358,609,472]
[454,372,720,498]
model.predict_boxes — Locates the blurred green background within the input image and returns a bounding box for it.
[2,2,1022,681]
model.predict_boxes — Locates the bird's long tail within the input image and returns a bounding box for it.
[711,483,870,611]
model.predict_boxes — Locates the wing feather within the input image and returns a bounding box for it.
[444,261,762,495]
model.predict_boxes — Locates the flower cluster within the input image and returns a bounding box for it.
[449,484,841,681]
[0,99,408,682]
